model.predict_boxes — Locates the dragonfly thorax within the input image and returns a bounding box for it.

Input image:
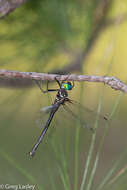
[56,88,68,101]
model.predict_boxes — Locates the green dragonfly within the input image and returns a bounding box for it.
[29,77,108,157]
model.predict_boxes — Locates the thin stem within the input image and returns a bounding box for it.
[80,86,104,190]
[85,87,105,190]
[97,92,124,190]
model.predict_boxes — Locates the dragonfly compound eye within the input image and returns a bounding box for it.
[62,82,72,90]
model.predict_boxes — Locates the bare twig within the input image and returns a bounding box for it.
[0,69,127,93]
[104,13,127,29]
[0,0,29,19]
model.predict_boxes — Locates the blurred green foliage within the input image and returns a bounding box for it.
[0,0,111,72]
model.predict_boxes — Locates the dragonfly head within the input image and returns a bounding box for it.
[61,82,73,90]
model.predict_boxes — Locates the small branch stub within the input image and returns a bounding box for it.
[0,69,127,93]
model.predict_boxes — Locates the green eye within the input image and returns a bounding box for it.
[62,83,72,90]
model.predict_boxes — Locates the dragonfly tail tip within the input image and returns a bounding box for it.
[104,116,108,121]
[29,151,35,158]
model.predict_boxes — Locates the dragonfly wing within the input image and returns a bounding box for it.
[40,105,54,113]
[62,104,91,130]
[62,100,109,130]
[71,100,108,121]
[36,105,53,129]
[36,104,59,129]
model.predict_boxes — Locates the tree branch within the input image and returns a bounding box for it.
[0,69,127,93]
[0,0,29,19]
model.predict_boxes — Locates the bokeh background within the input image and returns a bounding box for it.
[0,0,127,190]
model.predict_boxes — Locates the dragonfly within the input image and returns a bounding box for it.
[29,77,108,157]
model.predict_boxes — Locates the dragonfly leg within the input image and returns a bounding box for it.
[72,81,74,88]
[61,75,70,84]
[34,80,46,93]
[60,75,74,89]
[45,80,59,92]
[34,80,58,93]
[46,80,49,91]
[55,76,61,87]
